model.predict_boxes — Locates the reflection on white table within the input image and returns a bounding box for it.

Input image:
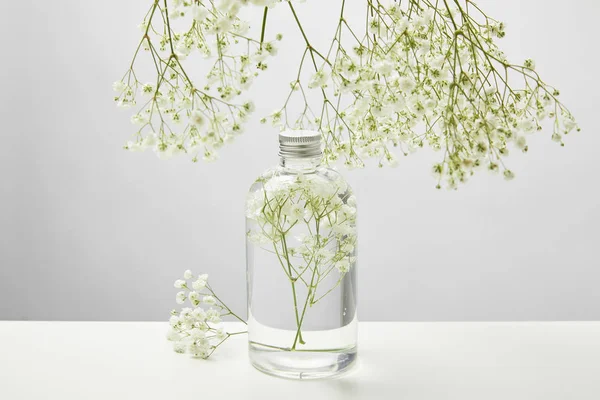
[1,321,599,400]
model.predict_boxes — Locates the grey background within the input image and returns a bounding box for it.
[0,0,598,321]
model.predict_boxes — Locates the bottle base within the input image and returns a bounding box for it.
[249,342,357,380]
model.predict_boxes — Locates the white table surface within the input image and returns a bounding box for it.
[1,321,599,400]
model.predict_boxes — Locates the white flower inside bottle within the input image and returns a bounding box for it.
[246,130,358,379]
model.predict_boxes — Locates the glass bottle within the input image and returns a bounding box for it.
[246,130,358,379]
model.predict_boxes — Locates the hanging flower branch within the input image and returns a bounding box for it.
[114,0,280,162]
[115,0,579,188]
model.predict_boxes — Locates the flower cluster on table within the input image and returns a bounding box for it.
[168,271,247,359]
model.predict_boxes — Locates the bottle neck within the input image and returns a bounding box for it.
[279,155,322,172]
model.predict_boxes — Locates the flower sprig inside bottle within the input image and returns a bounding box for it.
[167,270,247,358]
[246,171,357,350]
[114,0,282,162]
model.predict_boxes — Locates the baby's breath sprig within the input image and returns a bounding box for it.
[268,0,579,188]
[117,0,579,188]
[114,0,282,162]
[246,171,357,350]
[168,270,247,359]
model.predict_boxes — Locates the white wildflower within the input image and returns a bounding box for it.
[166,328,181,341]
[190,110,206,128]
[189,342,210,358]
[189,328,206,340]
[176,291,186,304]
[216,328,228,341]
[112,81,126,92]
[192,307,207,321]
[173,342,186,354]
[191,4,208,22]
[192,274,208,291]
[398,76,416,93]
[206,309,221,323]
[336,259,351,273]
[130,113,147,125]
[189,291,200,305]
[524,59,536,70]
[308,69,330,89]
[174,279,186,289]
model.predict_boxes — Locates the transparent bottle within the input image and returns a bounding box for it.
[246,130,358,379]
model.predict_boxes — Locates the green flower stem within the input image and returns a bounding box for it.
[273,238,305,344]
[287,3,331,67]
[228,331,248,336]
[206,284,247,325]
[205,329,249,357]
[260,7,269,49]
[277,204,306,345]
[287,260,305,345]
[291,258,319,350]
[291,221,322,350]
[163,0,176,55]
[287,1,337,134]
[272,241,293,279]
[252,341,352,352]
[251,342,292,351]
[128,1,159,72]
[312,276,344,306]
[207,335,229,357]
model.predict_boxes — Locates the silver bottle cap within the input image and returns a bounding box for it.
[278,130,323,159]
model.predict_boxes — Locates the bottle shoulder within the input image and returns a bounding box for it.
[249,166,352,193]
[247,165,355,209]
